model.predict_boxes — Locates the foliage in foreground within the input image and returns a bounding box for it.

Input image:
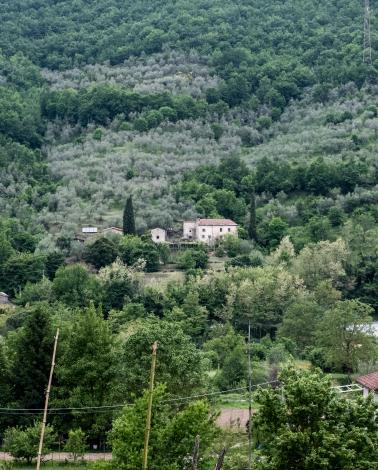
[110,385,218,470]
[254,368,378,469]
[3,422,56,464]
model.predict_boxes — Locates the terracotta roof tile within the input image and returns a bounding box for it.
[197,219,237,226]
[356,372,378,390]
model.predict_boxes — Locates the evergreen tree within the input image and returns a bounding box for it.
[0,343,10,403]
[0,343,12,433]
[123,196,136,235]
[8,305,54,418]
[54,304,118,439]
[248,190,257,241]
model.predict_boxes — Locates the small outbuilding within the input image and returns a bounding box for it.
[0,292,9,304]
[151,228,167,243]
[102,227,123,235]
[356,371,378,400]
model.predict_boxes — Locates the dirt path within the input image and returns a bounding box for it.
[1,409,250,461]
[0,451,112,462]
[217,408,251,430]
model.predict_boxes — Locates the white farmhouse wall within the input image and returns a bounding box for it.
[151,228,166,243]
[183,221,197,239]
[196,224,238,244]
[0,292,9,304]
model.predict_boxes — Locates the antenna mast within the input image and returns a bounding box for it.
[363,0,372,64]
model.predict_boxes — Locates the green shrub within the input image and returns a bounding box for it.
[88,462,116,470]
[3,423,56,464]
[84,237,119,269]
[64,428,87,462]
[178,249,208,271]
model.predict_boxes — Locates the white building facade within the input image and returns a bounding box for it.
[183,218,238,244]
[183,221,197,240]
[151,228,167,243]
[0,292,9,304]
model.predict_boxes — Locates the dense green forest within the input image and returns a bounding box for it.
[0,0,378,468]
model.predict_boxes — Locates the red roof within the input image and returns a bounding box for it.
[356,372,378,390]
[103,227,123,233]
[197,219,237,226]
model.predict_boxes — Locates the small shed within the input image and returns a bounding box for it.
[0,292,9,304]
[151,228,166,243]
[356,372,378,400]
[102,227,123,236]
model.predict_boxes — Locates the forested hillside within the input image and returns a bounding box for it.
[0,0,376,235]
[0,0,378,468]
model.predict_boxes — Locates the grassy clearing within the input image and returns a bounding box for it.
[218,393,251,410]
[293,360,311,370]
[142,270,185,288]
[208,256,226,272]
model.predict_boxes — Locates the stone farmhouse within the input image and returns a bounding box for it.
[150,219,238,245]
[183,218,238,244]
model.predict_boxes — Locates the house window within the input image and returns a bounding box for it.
[228,228,231,232]
[202,228,206,232]
[156,236,160,239]
[202,235,205,239]
[220,227,223,232]
[189,229,191,232]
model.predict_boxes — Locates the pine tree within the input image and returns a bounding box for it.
[248,190,257,241]
[55,304,117,437]
[0,343,11,416]
[9,306,54,411]
[123,196,136,235]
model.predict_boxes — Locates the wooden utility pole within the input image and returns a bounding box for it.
[214,448,226,470]
[36,328,59,470]
[142,341,158,470]
[248,321,252,470]
[191,435,201,470]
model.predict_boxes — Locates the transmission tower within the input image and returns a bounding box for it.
[363,0,372,64]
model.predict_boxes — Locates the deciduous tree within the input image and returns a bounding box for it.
[254,368,378,469]
[316,300,377,372]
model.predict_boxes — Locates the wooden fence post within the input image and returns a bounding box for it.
[214,448,226,470]
[191,435,200,470]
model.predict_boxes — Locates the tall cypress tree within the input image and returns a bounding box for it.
[248,190,257,241]
[123,195,136,235]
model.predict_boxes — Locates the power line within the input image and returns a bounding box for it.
[0,404,133,412]
[0,381,363,416]
[0,381,279,415]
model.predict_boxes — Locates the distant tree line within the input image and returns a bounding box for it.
[41,84,212,129]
